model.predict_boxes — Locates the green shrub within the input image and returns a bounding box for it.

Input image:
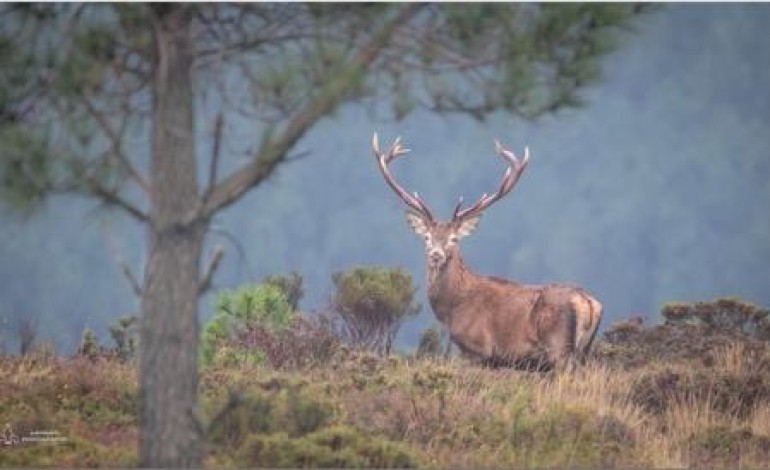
[108,315,138,361]
[76,329,98,358]
[262,271,304,311]
[331,266,420,355]
[416,324,442,358]
[202,283,295,366]
[214,283,294,329]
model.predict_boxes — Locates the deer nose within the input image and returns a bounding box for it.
[429,249,444,264]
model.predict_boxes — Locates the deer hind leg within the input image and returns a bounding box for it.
[545,309,578,374]
[572,294,602,364]
[583,297,603,355]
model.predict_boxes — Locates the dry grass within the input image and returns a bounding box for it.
[2,332,769,468]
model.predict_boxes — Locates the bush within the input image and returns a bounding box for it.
[260,314,342,369]
[331,266,420,355]
[662,297,770,340]
[262,271,304,311]
[214,283,295,329]
[108,315,138,361]
[202,283,295,367]
[595,297,770,369]
[416,324,443,358]
[202,281,343,369]
[75,329,106,360]
[79,329,98,356]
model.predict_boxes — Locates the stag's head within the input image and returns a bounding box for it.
[372,133,530,271]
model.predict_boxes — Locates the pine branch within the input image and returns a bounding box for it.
[201,3,423,219]
[202,112,224,204]
[84,177,149,222]
[81,95,151,195]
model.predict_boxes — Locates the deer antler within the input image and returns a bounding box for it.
[452,139,530,221]
[373,133,435,220]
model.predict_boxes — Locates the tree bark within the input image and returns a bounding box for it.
[139,6,204,467]
[134,4,423,466]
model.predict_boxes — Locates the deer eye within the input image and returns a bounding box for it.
[448,235,458,244]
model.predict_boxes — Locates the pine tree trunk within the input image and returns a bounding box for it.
[139,6,203,467]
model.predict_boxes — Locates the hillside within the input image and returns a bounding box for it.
[2,299,769,468]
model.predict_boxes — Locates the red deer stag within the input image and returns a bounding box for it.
[372,134,602,370]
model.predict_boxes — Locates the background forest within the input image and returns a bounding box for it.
[1,3,769,354]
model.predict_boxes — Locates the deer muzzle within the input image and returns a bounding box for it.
[428,248,445,267]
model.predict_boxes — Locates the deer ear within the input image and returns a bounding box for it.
[405,212,430,237]
[455,215,480,239]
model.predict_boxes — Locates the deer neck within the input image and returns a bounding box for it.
[426,250,476,324]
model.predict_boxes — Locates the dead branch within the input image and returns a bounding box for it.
[119,258,143,298]
[208,226,253,280]
[19,317,39,356]
[102,224,144,297]
[199,244,225,295]
[202,113,224,204]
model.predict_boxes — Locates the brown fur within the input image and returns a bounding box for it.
[372,134,602,370]
[414,217,602,371]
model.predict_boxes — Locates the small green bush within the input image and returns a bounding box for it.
[214,283,294,329]
[331,266,420,355]
[263,271,304,311]
[108,315,138,361]
[416,324,442,358]
[76,329,98,358]
[202,283,295,366]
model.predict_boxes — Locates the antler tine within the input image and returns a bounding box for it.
[372,132,380,153]
[451,196,464,219]
[372,133,435,220]
[453,139,531,221]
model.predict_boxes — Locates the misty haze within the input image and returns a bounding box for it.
[1,4,768,354]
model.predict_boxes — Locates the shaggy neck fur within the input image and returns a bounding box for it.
[426,248,476,324]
